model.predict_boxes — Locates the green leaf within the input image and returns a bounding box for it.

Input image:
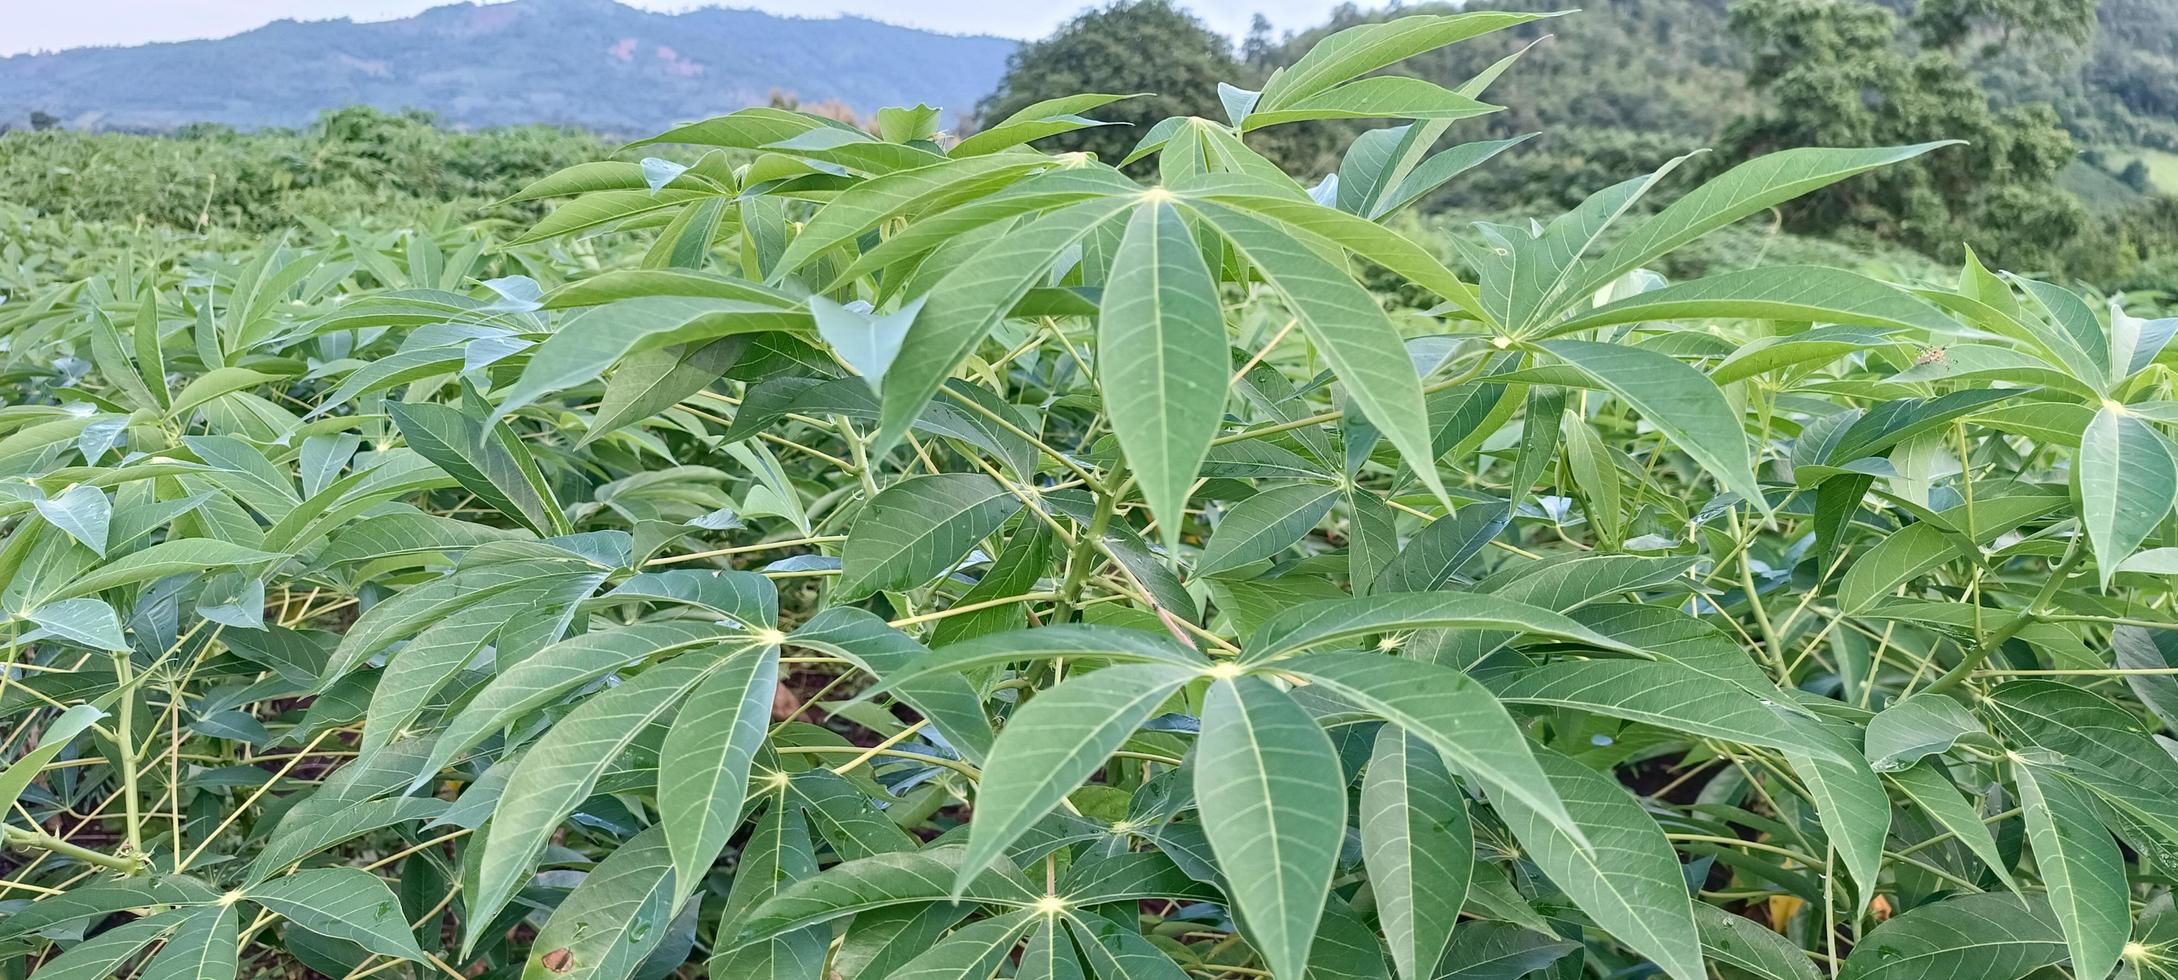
[1242,75,1498,130]
[883,909,1039,980]
[1361,727,1472,980]
[44,538,284,603]
[1253,12,1549,113]
[388,401,569,537]
[1067,913,1191,980]
[1548,267,1957,338]
[1694,905,1819,980]
[1571,143,1960,297]
[1276,652,1584,849]
[707,797,827,979]
[1189,200,1448,504]
[2014,762,2127,980]
[728,847,1037,947]
[1537,339,1762,512]
[1198,675,1346,980]
[138,904,238,980]
[524,825,679,980]
[788,608,997,765]
[0,703,106,806]
[1197,483,1340,578]
[246,868,426,962]
[1431,921,1579,979]
[468,651,727,949]
[775,155,1045,277]
[659,645,777,888]
[1101,200,1228,553]
[1885,761,2018,892]
[22,598,130,652]
[952,93,1140,156]
[1243,592,1646,664]
[2081,404,2177,586]
[581,336,748,446]
[1485,746,1704,980]
[32,484,112,557]
[839,473,1025,599]
[875,197,1136,454]
[812,299,919,398]
[852,623,1209,699]
[494,296,807,417]
[1837,894,2063,980]
[1019,919,1089,980]
[1370,503,1509,594]
[1986,679,2178,843]
[958,663,1199,890]
[23,914,181,980]
[1492,660,1858,763]
[1783,736,1891,904]
[410,623,753,788]
[1865,695,1993,771]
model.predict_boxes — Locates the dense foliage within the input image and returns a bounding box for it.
[0,107,608,234]
[6,10,2178,980]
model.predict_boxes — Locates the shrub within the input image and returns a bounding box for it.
[3,11,2176,980]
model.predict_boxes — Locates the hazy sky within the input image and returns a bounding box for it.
[1,0,1349,55]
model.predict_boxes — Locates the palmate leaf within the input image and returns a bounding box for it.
[1197,675,1348,980]
[874,197,1138,454]
[1536,339,1763,512]
[1485,747,1704,980]
[1838,894,2064,980]
[2080,404,2178,586]
[1101,199,1228,553]
[246,868,426,962]
[466,649,734,948]
[2014,762,2128,980]
[1185,200,1449,504]
[838,473,1025,598]
[1361,728,1473,980]
[524,825,680,980]
[957,663,1200,889]
[1196,483,1340,577]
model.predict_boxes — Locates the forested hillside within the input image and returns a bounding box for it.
[0,0,1013,132]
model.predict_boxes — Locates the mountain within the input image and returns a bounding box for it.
[0,0,1018,134]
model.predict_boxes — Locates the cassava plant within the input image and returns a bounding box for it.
[5,9,2178,980]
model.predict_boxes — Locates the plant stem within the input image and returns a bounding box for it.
[110,650,144,864]
[1,825,145,874]
[1054,466,1125,623]
[1921,536,2087,695]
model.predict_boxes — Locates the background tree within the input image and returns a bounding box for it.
[971,0,1243,162]
[1722,0,2084,269]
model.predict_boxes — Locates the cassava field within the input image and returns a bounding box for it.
[3,9,2178,980]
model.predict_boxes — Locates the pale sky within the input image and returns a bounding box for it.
[0,0,1351,55]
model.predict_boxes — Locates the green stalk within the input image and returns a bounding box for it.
[1921,536,2087,696]
[2,825,145,874]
